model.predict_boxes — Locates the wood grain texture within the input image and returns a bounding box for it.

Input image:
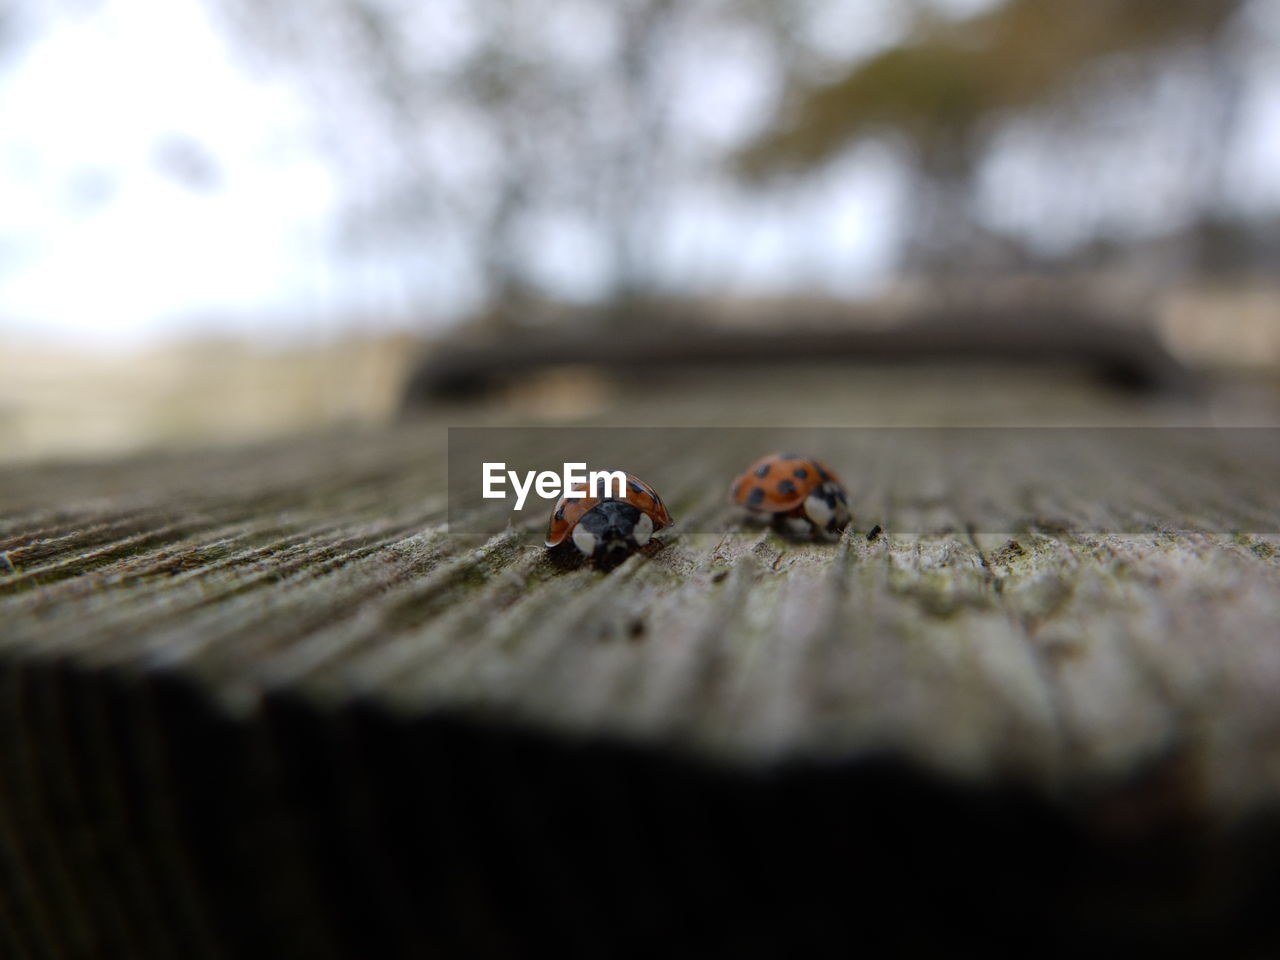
[2,366,1280,956]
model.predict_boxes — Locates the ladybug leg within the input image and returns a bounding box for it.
[830,487,852,533]
[774,508,815,539]
[546,539,588,570]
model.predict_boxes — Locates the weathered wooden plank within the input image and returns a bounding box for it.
[2,383,1278,775]
[2,367,1280,954]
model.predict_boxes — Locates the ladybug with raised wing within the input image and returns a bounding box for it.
[546,472,673,569]
[731,453,850,537]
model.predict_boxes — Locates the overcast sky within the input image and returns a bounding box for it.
[1,0,1277,347]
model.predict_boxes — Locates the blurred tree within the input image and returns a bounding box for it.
[739,0,1245,274]
[211,0,783,330]
[0,0,25,61]
[205,0,1269,323]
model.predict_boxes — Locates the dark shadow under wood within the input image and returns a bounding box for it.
[4,663,1278,959]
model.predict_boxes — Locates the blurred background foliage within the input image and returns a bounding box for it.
[741,0,1252,270]
[204,0,1280,320]
[1,0,1278,459]
[743,0,1240,170]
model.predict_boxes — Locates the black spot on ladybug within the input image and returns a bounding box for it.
[793,467,808,480]
[754,463,771,478]
[628,479,645,495]
[555,504,565,520]
[817,467,830,482]
[748,487,766,506]
[777,479,797,496]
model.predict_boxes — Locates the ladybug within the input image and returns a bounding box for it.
[731,453,850,537]
[545,472,673,568]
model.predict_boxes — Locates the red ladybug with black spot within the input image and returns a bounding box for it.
[546,472,673,568]
[731,453,850,537]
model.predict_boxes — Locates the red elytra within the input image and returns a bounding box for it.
[730,453,844,514]
[545,473,673,547]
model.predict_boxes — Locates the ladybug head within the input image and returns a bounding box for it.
[572,500,654,569]
[802,482,851,536]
